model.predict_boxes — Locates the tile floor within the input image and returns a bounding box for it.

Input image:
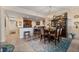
[5,28,79,52]
[6,36,72,52]
[67,29,79,52]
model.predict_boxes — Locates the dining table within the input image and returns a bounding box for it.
[43,28,56,43]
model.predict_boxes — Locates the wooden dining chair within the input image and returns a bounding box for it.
[54,27,60,45]
[40,28,44,40]
[59,27,63,39]
[54,27,63,45]
[43,29,49,43]
[49,30,56,43]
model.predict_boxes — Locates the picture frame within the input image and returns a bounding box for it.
[36,21,40,25]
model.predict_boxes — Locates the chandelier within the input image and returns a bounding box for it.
[46,6,53,28]
[47,6,53,20]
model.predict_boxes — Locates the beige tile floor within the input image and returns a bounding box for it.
[14,39,34,52]
[67,28,79,52]
[6,32,34,52]
[67,39,79,52]
[5,28,79,52]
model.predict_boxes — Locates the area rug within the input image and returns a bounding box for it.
[27,38,72,52]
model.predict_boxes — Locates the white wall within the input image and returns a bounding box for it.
[32,21,36,27]
[0,7,6,42]
[0,7,1,42]
[5,12,20,36]
[67,8,79,35]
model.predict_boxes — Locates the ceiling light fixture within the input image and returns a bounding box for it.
[47,6,53,20]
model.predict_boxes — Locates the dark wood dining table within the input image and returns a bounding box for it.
[43,29,56,43]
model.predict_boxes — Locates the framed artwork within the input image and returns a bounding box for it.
[36,21,40,25]
[19,21,22,26]
[23,19,32,28]
[17,20,23,28]
[74,15,79,18]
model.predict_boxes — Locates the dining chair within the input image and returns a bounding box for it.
[50,30,56,43]
[43,29,49,43]
[54,27,61,45]
[40,28,44,41]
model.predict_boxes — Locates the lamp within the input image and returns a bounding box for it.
[46,6,53,28]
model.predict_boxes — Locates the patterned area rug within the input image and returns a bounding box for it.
[27,38,72,52]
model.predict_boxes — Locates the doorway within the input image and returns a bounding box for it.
[5,16,19,44]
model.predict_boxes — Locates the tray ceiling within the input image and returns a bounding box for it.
[18,6,70,16]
